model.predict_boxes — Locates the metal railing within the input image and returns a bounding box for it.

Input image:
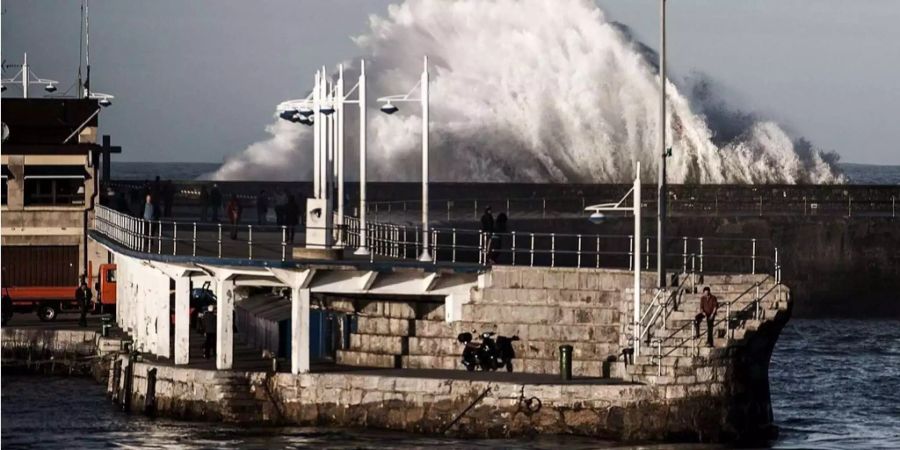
[94,205,782,278]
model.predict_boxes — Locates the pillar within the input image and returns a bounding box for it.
[291,287,310,374]
[216,277,235,370]
[174,276,191,365]
[154,270,171,358]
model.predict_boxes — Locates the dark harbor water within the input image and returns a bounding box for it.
[2,319,899,449]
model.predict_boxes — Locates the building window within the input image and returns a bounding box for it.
[24,178,85,206]
[23,165,89,206]
[1,179,7,206]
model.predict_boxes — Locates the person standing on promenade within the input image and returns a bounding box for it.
[275,189,288,226]
[199,186,210,222]
[162,180,175,218]
[210,184,222,222]
[694,287,719,347]
[143,194,156,250]
[257,190,269,225]
[480,206,494,263]
[283,194,300,243]
[227,194,242,240]
[203,305,217,359]
[75,277,92,328]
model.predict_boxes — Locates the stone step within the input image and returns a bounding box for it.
[323,298,445,321]
[349,333,406,354]
[406,336,619,361]
[355,316,413,336]
[402,354,609,378]
[461,303,620,325]
[336,349,400,368]
[485,267,645,291]
[474,288,623,307]
[416,321,620,344]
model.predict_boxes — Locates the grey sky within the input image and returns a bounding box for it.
[3,0,898,165]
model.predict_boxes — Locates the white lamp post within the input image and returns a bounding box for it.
[585,162,643,356]
[657,0,668,289]
[1,53,59,98]
[378,55,431,262]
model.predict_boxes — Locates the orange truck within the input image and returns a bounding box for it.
[1,262,117,322]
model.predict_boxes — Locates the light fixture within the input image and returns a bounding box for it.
[98,97,111,107]
[1,85,6,92]
[380,102,399,115]
[279,110,297,121]
[298,106,313,117]
[319,104,335,115]
[44,83,57,93]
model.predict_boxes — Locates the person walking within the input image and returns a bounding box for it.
[283,194,300,243]
[480,206,494,263]
[275,189,288,226]
[226,194,242,240]
[75,277,92,328]
[203,305,217,359]
[694,287,719,347]
[256,190,269,225]
[210,184,222,222]
[143,194,156,250]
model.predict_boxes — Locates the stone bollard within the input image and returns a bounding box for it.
[559,345,573,381]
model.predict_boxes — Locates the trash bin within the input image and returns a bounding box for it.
[559,345,573,381]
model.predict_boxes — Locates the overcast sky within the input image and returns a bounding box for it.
[3,0,898,165]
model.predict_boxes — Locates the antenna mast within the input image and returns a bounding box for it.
[84,0,91,98]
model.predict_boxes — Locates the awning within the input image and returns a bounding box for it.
[23,165,92,180]
[1,165,11,180]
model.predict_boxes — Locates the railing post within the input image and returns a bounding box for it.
[755,284,761,320]
[452,228,457,263]
[645,237,650,270]
[248,225,253,260]
[699,237,705,274]
[682,236,688,274]
[577,234,582,268]
[192,223,197,257]
[511,231,517,266]
[751,238,757,274]
[848,195,852,218]
[551,233,556,267]
[474,200,478,221]
[893,196,896,218]
[217,224,222,258]
[447,201,451,221]
[595,235,600,268]
[628,235,634,271]
[281,226,287,262]
[758,195,763,217]
[542,197,546,219]
[157,220,162,254]
[529,233,535,267]
[774,247,780,283]
[431,228,437,263]
[173,222,178,256]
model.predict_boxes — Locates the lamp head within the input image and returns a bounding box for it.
[319,104,335,115]
[588,211,607,225]
[380,102,399,115]
[98,98,112,107]
[1,84,6,92]
[279,110,297,121]
[298,106,314,117]
[44,83,57,93]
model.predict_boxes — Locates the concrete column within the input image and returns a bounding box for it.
[174,276,191,365]
[154,271,171,359]
[216,277,235,370]
[291,287,311,374]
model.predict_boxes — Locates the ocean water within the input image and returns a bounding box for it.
[2,319,898,449]
[112,162,900,185]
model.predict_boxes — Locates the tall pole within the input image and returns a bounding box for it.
[633,162,642,357]
[313,72,321,199]
[657,0,667,289]
[419,55,431,261]
[355,60,370,255]
[22,53,29,99]
[337,64,345,244]
[319,69,328,200]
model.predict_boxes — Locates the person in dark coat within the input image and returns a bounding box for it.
[694,287,719,347]
[162,180,175,217]
[199,186,210,222]
[480,207,494,263]
[209,184,223,222]
[2,289,13,326]
[256,190,269,225]
[226,194,242,240]
[203,305,217,359]
[75,278,92,327]
[283,195,300,243]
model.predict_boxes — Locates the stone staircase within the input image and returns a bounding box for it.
[621,274,791,385]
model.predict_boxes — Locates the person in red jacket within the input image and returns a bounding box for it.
[694,286,719,347]
[226,194,242,240]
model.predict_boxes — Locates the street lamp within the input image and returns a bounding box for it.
[0,53,59,98]
[657,0,668,289]
[585,162,643,356]
[378,55,431,262]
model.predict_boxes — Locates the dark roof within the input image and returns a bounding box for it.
[1,98,101,147]
[23,164,91,179]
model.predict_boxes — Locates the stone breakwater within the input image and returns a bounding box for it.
[108,360,750,442]
[1,328,121,379]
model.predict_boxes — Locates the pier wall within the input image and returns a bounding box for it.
[110,358,758,442]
